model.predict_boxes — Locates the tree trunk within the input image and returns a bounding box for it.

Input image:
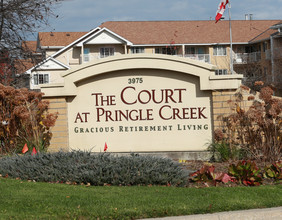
[0,0,4,42]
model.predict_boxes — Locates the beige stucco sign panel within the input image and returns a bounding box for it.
[70,69,211,152]
[42,54,243,153]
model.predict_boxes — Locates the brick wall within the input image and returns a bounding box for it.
[44,97,69,152]
[212,88,254,130]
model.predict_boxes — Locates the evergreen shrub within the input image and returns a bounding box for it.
[0,151,189,186]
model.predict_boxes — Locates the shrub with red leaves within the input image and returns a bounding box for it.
[0,84,57,154]
[221,83,281,162]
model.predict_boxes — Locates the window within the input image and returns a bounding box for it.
[84,48,90,62]
[185,47,205,54]
[197,47,205,54]
[155,47,177,55]
[263,42,268,52]
[185,47,195,54]
[131,47,145,54]
[100,47,114,58]
[34,73,49,85]
[213,46,227,56]
[215,69,228,75]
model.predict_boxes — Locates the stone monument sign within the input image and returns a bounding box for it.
[41,54,242,154]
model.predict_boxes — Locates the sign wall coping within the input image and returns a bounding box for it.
[41,54,243,97]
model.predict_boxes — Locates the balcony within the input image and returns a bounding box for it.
[233,53,248,64]
[233,52,261,64]
[184,54,210,63]
[80,53,211,64]
[81,54,112,63]
[262,48,282,60]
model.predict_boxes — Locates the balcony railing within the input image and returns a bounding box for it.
[80,53,211,64]
[233,52,261,64]
[262,48,282,60]
[81,54,112,63]
[249,52,261,62]
[184,54,210,63]
[233,53,248,64]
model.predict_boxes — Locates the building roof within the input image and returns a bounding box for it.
[36,20,281,47]
[38,32,87,47]
[249,28,278,43]
[271,21,282,29]
[14,59,36,73]
[21,41,38,53]
[249,21,282,43]
[99,20,281,45]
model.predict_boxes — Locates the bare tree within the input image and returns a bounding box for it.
[0,0,63,87]
[234,63,263,89]
[273,58,282,96]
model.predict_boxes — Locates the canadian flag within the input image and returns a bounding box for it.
[215,0,229,23]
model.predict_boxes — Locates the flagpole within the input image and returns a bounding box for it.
[228,1,234,74]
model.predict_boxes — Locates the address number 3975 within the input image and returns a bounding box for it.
[128,78,143,84]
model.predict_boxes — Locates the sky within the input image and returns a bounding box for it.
[42,0,282,33]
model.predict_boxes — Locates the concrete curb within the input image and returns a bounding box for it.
[141,207,282,220]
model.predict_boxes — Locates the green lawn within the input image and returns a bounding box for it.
[0,178,281,219]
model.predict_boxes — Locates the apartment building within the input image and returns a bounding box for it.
[233,21,282,93]
[26,20,282,94]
